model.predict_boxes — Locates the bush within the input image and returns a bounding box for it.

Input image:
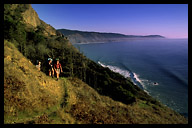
[26,44,36,60]
[116,85,135,104]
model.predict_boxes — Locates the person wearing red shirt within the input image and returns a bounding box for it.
[54,58,63,81]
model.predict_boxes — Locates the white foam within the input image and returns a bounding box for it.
[144,90,150,95]
[98,61,151,95]
[98,61,131,78]
[133,72,149,91]
[133,73,143,84]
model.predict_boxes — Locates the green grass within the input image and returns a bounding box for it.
[138,100,150,108]
[4,40,66,123]
[4,40,188,124]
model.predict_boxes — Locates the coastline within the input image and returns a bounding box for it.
[97,61,188,118]
[73,39,188,119]
[98,61,147,92]
[71,37,166,44]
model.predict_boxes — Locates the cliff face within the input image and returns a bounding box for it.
[21,4,41,27]
[16,4,57,36]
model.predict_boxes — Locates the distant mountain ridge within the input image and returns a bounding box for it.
[58,28,165,43]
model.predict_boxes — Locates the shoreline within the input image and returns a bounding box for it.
[98,61,188,118]
[71,37,168,45]
[71,38,188,45]
[74,40,188,119]
[98,61,147,92]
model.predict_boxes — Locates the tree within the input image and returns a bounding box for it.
[26,44,36,62]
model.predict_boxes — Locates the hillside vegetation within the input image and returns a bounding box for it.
[4,40,65,123]
[4,4,187,124]
[4,40,187,124]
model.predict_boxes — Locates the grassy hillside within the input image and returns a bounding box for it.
[58,28,165,43]
[65,77,187,124]
[4,40,65,123]
[4,4,187,124]
[4,4,160,107]
[4,40,187,124]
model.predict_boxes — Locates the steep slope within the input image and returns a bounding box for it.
[4,40,187,124]
[4,40,66,123]
[21,5,57,36]
[58,28,165,43]
[64,77,187,124]
[4,4,187,124]
[4,4,160,107]
[4,4,57,37]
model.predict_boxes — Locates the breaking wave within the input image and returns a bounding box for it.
[98,61,131,78]
[98,61,152,94]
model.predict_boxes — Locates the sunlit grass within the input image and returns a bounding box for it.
[4,40,187,124]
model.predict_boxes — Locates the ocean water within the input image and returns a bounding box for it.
[73,39,188,117]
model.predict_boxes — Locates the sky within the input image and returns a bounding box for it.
[31,4,188,38]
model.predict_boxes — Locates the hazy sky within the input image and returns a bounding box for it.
[32,4,188,38]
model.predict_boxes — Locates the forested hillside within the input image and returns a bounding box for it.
[4,4,187,124]
[4,40,187,124]
[4,4,154,105]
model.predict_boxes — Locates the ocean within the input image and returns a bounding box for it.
[73,38,188,118]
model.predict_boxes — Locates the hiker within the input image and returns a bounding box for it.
[36,60,41,71]
[54,58,63,81]
[48,58,54,77]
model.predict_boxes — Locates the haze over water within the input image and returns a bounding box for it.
[32,4,188,39]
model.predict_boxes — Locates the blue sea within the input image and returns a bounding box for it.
[73,39,188,118]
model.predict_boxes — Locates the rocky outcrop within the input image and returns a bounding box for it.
[16,4,57,36]
[21,4,41,28]
[39,20,57,36]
